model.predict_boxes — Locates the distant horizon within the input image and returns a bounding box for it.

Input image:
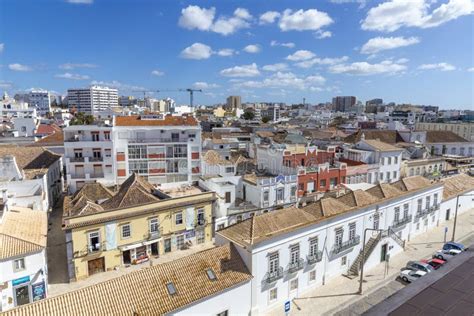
[1,0,473,109]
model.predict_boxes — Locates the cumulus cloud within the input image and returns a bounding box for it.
[279,9,333,31]
[220,63,260,77]
[0,43,4,53]
[180,43,213,59]
[315,30,332,39]
[217,48,236,56]
[55,72,90,80]
[361,36,420,54]
[178,5,251,35]
[270,40,295,48]
[151,70,164,76]
[259,11,281,24]
[361,0,473,32]
[468,67,474,72]
[262,63,289,72]
[329,60,407,75]
[243,44,261,53]
[59,63,97,70]
[418,62,456,71]
[286,50,316,61]
[192,82,220,89]
[233,71,326,90]
[8,63,32,72]
[330,0,367,8]
[0,80,12,89]
[295,56,349,68]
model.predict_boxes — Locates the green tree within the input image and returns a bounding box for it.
[242,110,255,120]
[70,112,95,125]
[262,116,270,123]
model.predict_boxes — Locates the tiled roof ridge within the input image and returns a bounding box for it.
[0,232,45,249]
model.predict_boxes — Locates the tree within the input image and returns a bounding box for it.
[242,110,255,120]
[262,116,270,123]
[70,112,95,125]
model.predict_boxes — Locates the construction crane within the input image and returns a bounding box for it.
[179,88,202,108]
[131,90,161,99]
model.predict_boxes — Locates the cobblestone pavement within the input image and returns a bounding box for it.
[265,208,474,316]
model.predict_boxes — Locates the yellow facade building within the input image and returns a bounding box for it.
[63,174,215,281]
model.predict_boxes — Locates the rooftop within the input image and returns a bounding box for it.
[425,131,469,143]
[115,114,198,126]
[160,185,205,198]
[440,173,474,200]
[362,139,403,152]
[0,146,61,177]
[2,244,252,316]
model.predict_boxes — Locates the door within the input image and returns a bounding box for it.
[445,209,450,221]
[14,285,30,306]
[122,250,131,265]
[88,257,105,276]
[381,244,388,262]
[164,238,171,253]
[151,242,159,256]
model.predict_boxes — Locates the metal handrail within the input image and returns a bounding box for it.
[264,267,284,283]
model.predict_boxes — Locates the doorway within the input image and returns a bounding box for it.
[122,250,131,265]
[88,257,105,276]
[151,242,159,256]
[380,244,388,262]
[164,238,171,253]
[14,285,30,306]
[445,209,450,221]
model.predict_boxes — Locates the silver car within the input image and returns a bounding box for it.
[400,269,427,283]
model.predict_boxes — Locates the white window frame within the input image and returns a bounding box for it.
[289,278,298,292]
[149,218,159,233]
[309,269,316,283]
[121,224,131,239]
[13,258,26,272]
[269,287,278,302]
[175,212,183,225]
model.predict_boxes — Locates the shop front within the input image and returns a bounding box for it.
[119,239,160,266]
[9,274,47,308]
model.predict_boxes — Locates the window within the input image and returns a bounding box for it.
[269,288,278,302]
[393,171,397,179]
[225,167,234,173]
[128,145,147,159]
[217,311,228,316]
[373,213,380,230]
[196,230,205,244]
[417,199,423,214]
[291,186,297,198]
[129,160,148,174]
[290,244,300,264]
[13,258,25,271]
[104,131,110,140]
[149,218,159,234]
[236,215,243,223]
[276,188,284,201]
[92,132,99,141]
[379,172,384,181]
[416,223,420,230]
[349,222,356,240]
[335,228,343,247]
[394,207,400,222]
[197,209,205,225]
[309,270,316,282]
[225,192,231,203]
[88,231,100,252]
[176,235,185,249]
[403,204,409,218]
[434,193,438,206]
[298,183,304,191]
[309,237,318,256]
[175,212,183,225]
[263,190,269,202]
[268,252,279,274]
[74,150,83,158]
[387,157,392,165]
[426,196,431,209]
[290,278,298,291]
[320,179,326,187]
[341,256,347,266]
[121,224,131,239]
[386,172,390,181]
[394,156,398,164]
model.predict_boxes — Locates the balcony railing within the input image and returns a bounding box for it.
[286,258,304,273]
[307,251,323,264]
[89,157,103,162]
[392,215,412,229]
[331,236,360,255]
[130,138,189,143]
[90,172,104,178]
[264,267,284,283]
[195,219,207,228]
[415,208,429,219]
[71,173,85,179]
[70,157,85,163]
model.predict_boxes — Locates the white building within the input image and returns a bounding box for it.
[0,207,48,312]
[12,116,38,137]
[216,176,445,314]
[242,173,297,210]
[67,86,118,115]
[28,91,51,116]
[425,131,474,157]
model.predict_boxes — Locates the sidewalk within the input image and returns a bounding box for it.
[265,208,474,316]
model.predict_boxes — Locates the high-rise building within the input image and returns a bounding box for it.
[67,86,118,115]
[226,96,241,110]
[332,96,356,112]
[28,90,51,116]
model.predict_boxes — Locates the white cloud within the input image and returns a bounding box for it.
[66,0,93,3]
[243,44,261,53]
[192,82,220,89]
[286,50,315,61]
[0,43,4,53]
[315,30,332,39]
[360,36,420,54]
[180,43,213,60]
[59,63,97,70]
[361,0,474,32]
[396,58,410,64]
[220,63,260,77]
[259,11,281,24]
[468,67,474,72]
[178,5,251,36]
[55,72,90,80]
[279,9,333,31]
[178,5,215,31]
[0,80,12,89]
[8,63,32,72]
[217,48,236,56]
[151,70,164,76]
[295,56,349,68]
[234,72,326,90]
[330,0,367,8]
[418,62,456,71]
[329,60,407,75]
[270,40,295,48]
[90,80,146,92]
[262,63,289,72]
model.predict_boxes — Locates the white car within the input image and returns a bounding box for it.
[399,269,427,283]
[434,248,461,261]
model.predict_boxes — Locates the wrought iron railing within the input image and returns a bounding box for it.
[331,236,360,255]
[286,258,304,273]
[307,251,323,264]
[264,267,284,283]
[392,215,412,229]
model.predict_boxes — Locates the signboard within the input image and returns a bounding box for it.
[32,282,46,301]
[284,300,291,313]
[12,276,30,286]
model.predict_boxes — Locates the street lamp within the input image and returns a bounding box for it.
[451,193,474,242]
[358,227,385,294]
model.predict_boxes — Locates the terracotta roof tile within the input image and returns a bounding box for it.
[441,174,474,200]
[425,131,468,143]
[115,115,198,126]
[0,146,60,171]
[362,139,402,151]
[203,150,234,166]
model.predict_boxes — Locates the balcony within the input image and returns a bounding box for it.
[148,231,161,240]
[392,215,412,229]
[307,251,323,264]
[286,258,304,273]
[195,218,207,229]
[71,173,85,179]
[90,172,104,178]
[130,138,189,143]
[415,208,429,219]
[264,267,284,283]
[331,236,360,255]
[70,157,85,163]
[89,157,103,162]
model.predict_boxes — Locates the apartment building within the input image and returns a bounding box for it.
[416,122,474,141]
[216,176,444,314]
[28,90,51,116]
[63,173,214,281]
[67,86,118,115]
[401,157,446,178]
[226,95,241,110]
[64,124,113,193]
[425,131,474,157]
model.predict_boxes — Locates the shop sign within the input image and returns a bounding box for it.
[12,276,30,286]
[32,282,46,301]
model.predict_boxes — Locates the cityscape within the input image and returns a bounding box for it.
[0,0,473,315]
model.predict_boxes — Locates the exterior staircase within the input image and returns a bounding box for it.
[349,234,381,276]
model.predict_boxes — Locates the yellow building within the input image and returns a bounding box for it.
[213,106,226,118]
[63,174,215,281]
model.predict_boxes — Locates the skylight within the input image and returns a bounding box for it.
[166,282,177,295]
[206,268,217,281]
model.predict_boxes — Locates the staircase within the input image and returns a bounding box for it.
[349,234,381,276]
[388,228,405,249]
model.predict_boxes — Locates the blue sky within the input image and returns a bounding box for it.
[0,0,473,108]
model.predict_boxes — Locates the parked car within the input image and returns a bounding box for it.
[443,241,467,252]
[434,248,461,261]
[405,261,435,273]
[400,269,427,283]
[421,258,446,270]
